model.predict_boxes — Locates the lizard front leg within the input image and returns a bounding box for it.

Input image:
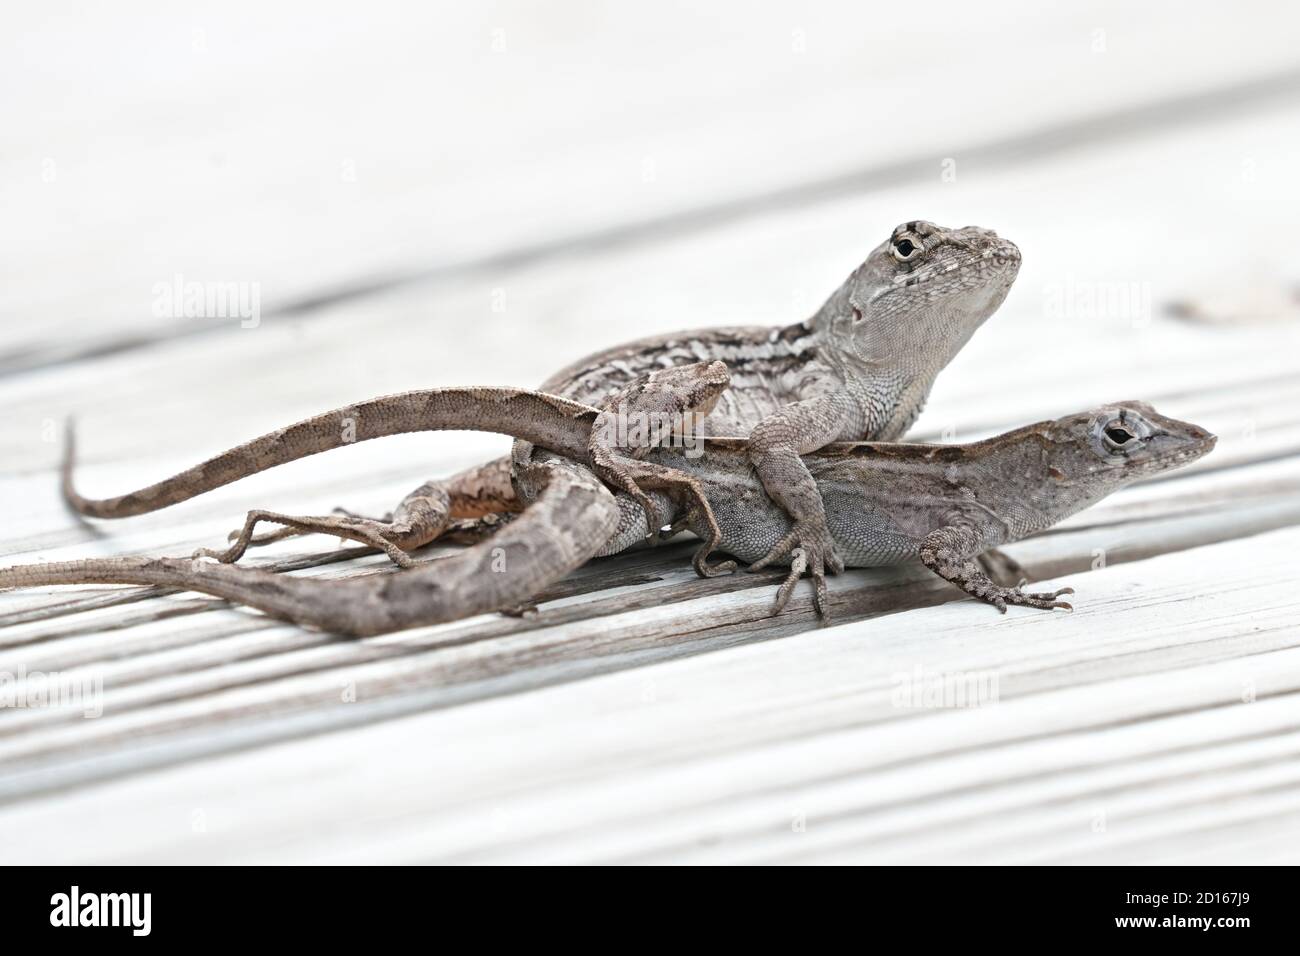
[587,361,736,576]
[747,390,859,615]
[920,524,1073,613]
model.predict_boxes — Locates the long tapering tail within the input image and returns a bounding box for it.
[15,461,619,636]
[62,387,599,519]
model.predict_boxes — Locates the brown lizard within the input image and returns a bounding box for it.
[58,221,1021,611]
[4,381,1215,636]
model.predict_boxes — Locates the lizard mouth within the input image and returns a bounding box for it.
[1143,431,1217,473]
[1180,432,1218,460]
[980,238,1022,276]
[991,237,1021,265]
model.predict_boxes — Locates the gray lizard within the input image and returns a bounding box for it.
[59,221,1021,610]
[4,376,1215,636]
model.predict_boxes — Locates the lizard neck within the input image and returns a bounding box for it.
[804,285,952,439]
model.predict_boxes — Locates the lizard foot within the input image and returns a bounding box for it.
[655,515,731,574]
[982,584,1074,614]
[692,545,737,578]
[684,494,737,577]
[921,539,1073,615]
[770,547,811,615]
[749,521,842,616]
[202,504,403,555]
[194,509,417,568]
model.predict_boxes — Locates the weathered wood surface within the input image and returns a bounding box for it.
[1,2,1299,863]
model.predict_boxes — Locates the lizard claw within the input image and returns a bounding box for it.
[752,520,840,616]
[987,585,1074,614]
[771,547,809,614]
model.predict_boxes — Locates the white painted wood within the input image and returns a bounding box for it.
[0,530,1296,863]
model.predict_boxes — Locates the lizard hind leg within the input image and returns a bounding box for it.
[196,481,452,566]
[920,528,1073,613]
[198,457,522,566]
[216,503,394,552]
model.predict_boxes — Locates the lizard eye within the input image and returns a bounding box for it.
[891,237,920,261]
[1103,422,1137,450]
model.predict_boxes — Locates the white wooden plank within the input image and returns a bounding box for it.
[0,528,1296,863]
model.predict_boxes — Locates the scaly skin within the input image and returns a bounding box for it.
[57,221,1021,611]
[3,388,1214,635]
[648,399,1216,612]
[522,221,1022,604]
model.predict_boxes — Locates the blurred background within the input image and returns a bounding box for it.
[4,0,1299,549]
[4,1,1298,392]
[2,2,1300,864]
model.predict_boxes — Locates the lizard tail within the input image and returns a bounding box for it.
[61,387,600,520]
[16,460,619,637]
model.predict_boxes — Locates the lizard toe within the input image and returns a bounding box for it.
[760,538,837,616]
[769,547,809,615]
[693,546,737,578]
[811,566,830,617]
[749,529,797,571]
[994,584,1076,613]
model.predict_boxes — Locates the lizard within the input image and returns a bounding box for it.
[57,221,1021,612]
[2,380,1216,637]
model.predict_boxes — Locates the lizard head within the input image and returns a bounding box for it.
[1021,401,1216,521]
[638,360,731,417]
[834,221,1021,368]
